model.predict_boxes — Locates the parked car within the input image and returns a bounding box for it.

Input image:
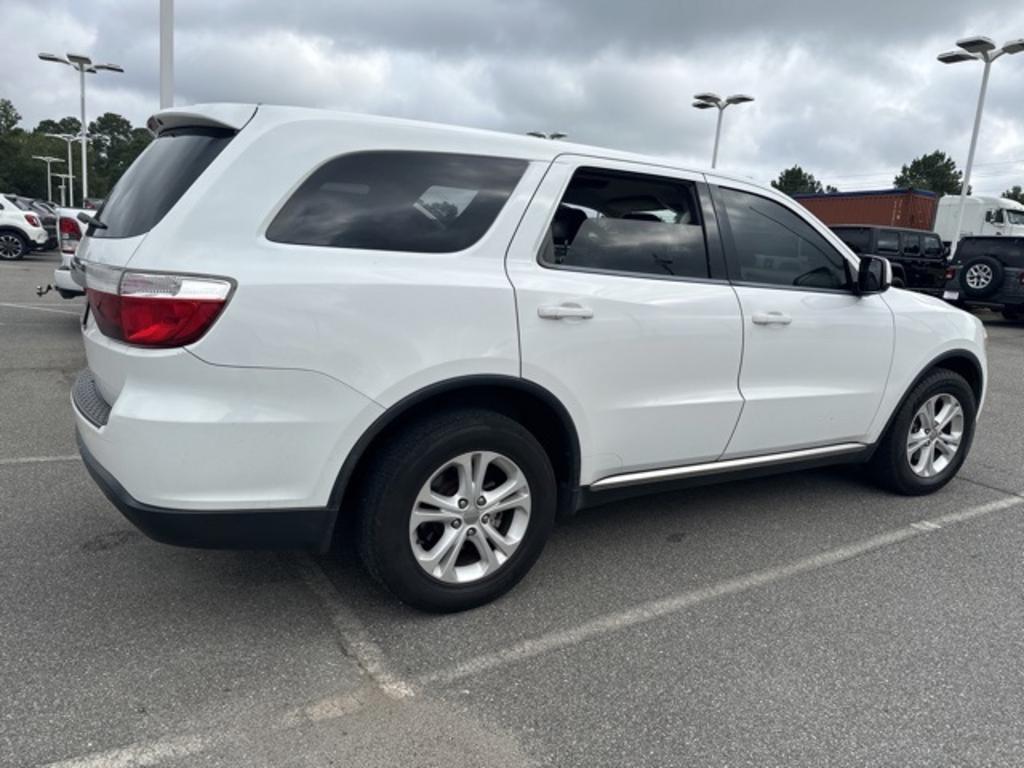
[73,104,988,612]
[15,196,59,249]
[0,193,49,259]
[942,236,1024,319]
[934,195,1024,245]
[830,225,948,294]
[53,208,89,298]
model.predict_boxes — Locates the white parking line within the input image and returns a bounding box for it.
[0,302,82,316]
[0,454,81,466]
[40,734,207,768]
[291,554,416,699]
[421,495,1024,687]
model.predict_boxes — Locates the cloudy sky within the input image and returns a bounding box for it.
[5,0,1024,194]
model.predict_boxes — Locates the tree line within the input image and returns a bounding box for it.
[771,150,1024,204]
[0,97,152,205]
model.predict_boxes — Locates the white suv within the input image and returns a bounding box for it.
[0,193,49,259]
[73,104,987,611]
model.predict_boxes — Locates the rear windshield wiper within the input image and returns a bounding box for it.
[77,211,107,231]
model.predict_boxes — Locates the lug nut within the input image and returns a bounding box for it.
[451,519,462,529]
[480,514,490,524]
[477,496,486,506]
[458,498,469,509]
[467,527,477,537]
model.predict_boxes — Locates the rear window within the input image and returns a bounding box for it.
[266,151,528,253]
[91,127,233,239]
[831,227,870,254]
[957,238,1024,268]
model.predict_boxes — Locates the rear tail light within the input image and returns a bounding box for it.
[59,216,81,254]
[85,264,232,348]
[25,214,41,227]
[945,266,957,280]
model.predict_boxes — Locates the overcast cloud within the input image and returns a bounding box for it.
[5,0,1024,193]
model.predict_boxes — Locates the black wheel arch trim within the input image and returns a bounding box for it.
[324,374,583,544]
[872,348,984,454]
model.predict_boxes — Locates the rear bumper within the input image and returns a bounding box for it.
[77,429,334,549]
[54,266,83,295]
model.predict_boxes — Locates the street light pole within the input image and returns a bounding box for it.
[38,52,123,206]
[160,0,174,108]
[31,156,64,202]
[692,92,754,169]
[938,36,1024,252]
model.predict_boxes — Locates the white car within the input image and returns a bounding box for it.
[0,193,49,259]
[73,104,987,611]
[53,208,89,298]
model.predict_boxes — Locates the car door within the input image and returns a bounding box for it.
[710,182,894,458]
[920,234,948,292]
[901,231,924,288]
[506,156,745,484]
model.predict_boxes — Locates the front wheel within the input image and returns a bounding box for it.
[0,231,28,260]
[868,370,976,495]
[357,408,556,612]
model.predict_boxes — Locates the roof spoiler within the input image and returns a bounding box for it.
[147,104,258,136]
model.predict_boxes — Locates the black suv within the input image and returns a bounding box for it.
[830,225,948,294]
[943,236,1024,320]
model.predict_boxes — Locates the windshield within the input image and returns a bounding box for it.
[1004,209,1024,226]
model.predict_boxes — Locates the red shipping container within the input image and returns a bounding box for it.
[793,188,939,231]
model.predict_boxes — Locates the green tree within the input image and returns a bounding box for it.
[893,151,964,195]
[0,98,21,134]
[34,116,82,135]
[771,165,824,195]
[87,112,152,198]
[1002,185,1024,204]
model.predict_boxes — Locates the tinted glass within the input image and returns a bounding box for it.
[923,235,943,257]
[831,227,870,254]
[902,233,921,255]
[539,167,709,279]
[957,238,1024,268]
[1006,209,1024,226]
[267,152,527,253]
[719,187,849,290]
[91,127,233,239]
[875,230,899,254]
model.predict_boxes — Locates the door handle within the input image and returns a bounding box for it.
[751,311,792,326]
[538,303,594,320]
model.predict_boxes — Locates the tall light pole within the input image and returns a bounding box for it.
[692,92,754,169]
[160,0,174,108]
[938,36,1024,252]
[32,156,64,202]
[44,133,93,207]
[53,173,74,207]
[38,52,123,206]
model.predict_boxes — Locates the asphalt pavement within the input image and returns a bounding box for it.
[2,251,1023,767]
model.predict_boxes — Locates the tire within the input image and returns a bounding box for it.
[357,408,556,612]
[959,256,1003,299]
[0,230,28,260]
[868,369,976,496]
[891,276,906,289]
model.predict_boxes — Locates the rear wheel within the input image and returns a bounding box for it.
[0,231,28,260]
[959,256,1003,299]
[357,408,556,612]
[869,370,976,495]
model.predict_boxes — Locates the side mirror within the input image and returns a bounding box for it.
[857,254,891,294]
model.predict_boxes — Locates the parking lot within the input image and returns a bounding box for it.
[2,250,1023,767]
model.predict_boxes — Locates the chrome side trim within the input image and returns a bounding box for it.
[589,443,868,491]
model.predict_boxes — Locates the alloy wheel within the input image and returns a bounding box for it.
[0,234,24,260]
[964,263,993,290]
[409,451,531,584]
[906,393,964,478]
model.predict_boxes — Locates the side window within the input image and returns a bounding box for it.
[539,167,709,279]
[902,232,921,256]
[267,151,527,253]
[718,187,850,290]
[831,227,870,254]
[875,230,900,255]
[923,235,943,258]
